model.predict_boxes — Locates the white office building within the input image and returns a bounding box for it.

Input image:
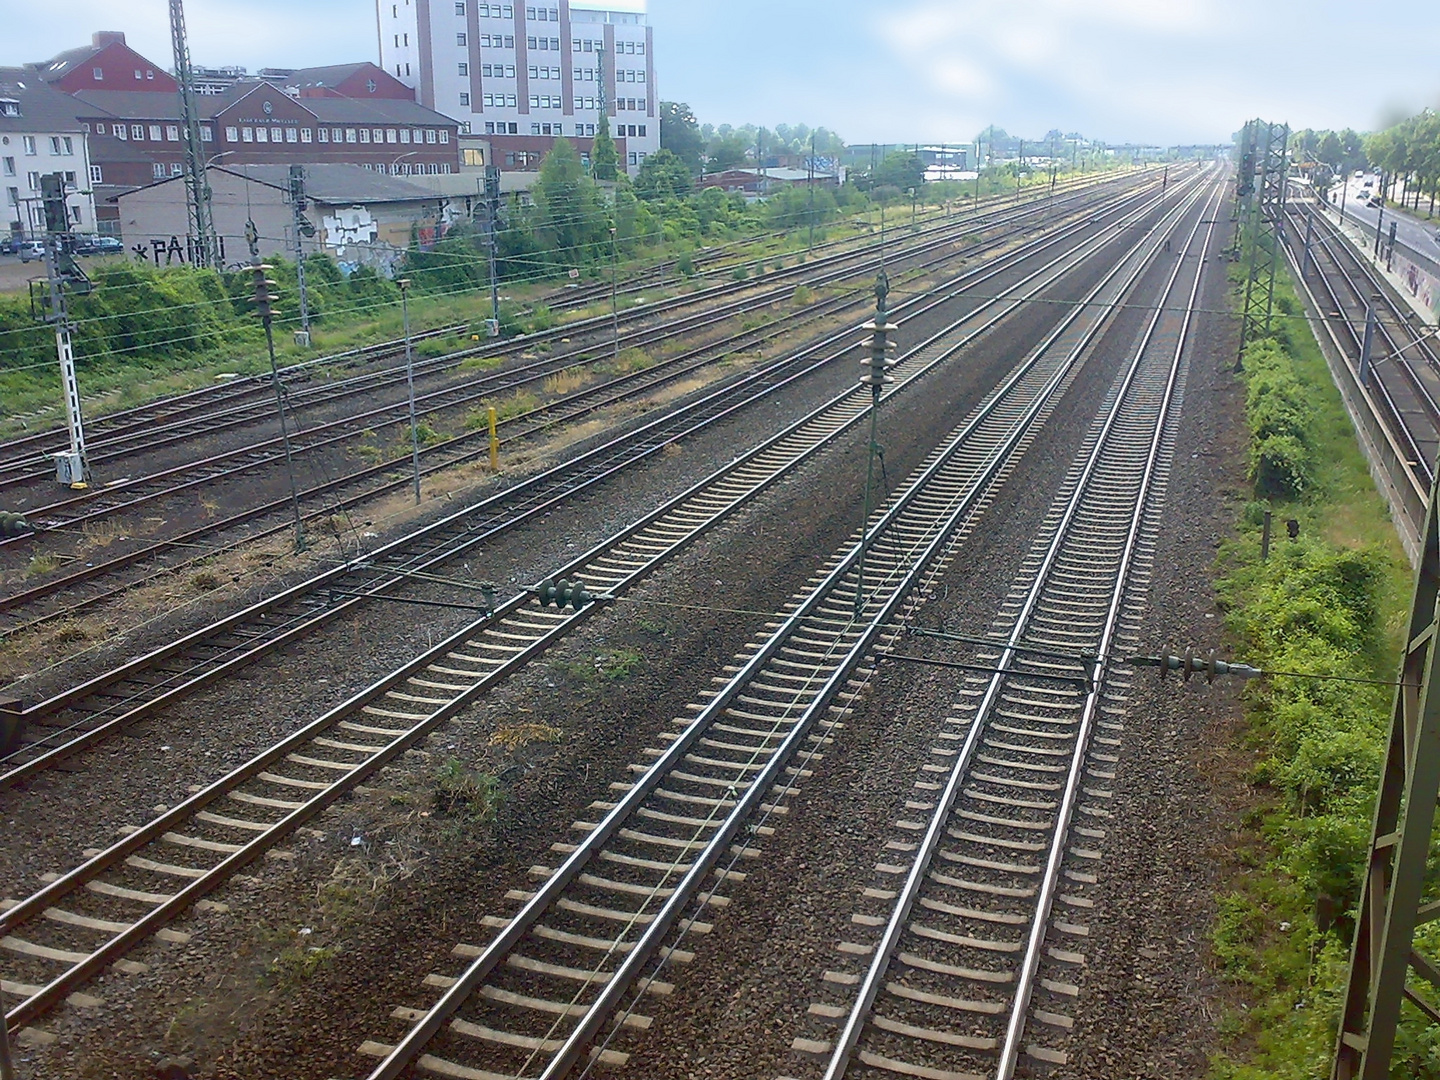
[378,0,658,174]
[0,68,97,239]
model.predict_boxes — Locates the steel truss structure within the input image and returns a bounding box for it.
[1334,466,1440,1078]
[1236,118,1289,359]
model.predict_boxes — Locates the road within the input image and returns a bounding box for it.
[1321,174,1440,265]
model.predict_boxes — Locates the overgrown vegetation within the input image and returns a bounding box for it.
[1210,276,1422,1076]
[432,757,502,825]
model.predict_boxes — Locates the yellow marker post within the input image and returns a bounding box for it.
[488,405,498,473]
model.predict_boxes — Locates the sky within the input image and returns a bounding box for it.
[7,0,1439,147]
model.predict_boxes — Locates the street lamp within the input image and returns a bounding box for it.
[391,150,421,176]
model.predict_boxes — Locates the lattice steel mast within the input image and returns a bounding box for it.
[1236,118,1289,359]
[1333,466,1440,1079]
[170,0,219,268]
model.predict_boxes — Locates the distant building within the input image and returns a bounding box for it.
[694,167,842,196]
[30,33,462,234]
[115,163,452,275]
[0,68,97,239]
[377,0,659,175]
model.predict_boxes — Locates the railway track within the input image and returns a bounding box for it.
[784,172,1223,1080]
[0,171,1130,502]
[1285,202,1440,483]
[0,173,1200,789]
[0,167,1128,478]
[347,175,1219,1080]
[0,172,1212,1047]
[0,174,1164,619]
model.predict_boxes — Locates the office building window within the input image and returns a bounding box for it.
[301,127,313,142]
[531,123,540,134]
[459,62,468,76]
[425,129,437,143]
[400,128,411,143]
[256,127,268,142]
[439,129,450,143]
[93,67,103,80]
[359,128,370,143]
[455,0,464,11]
[318,127,330,142]
[346,128,358,143]
[334,127,345,141]
[457,32,467,45]
[170,163,183,176]
[241,126,254,142]
[200,126,212,141]
[387,128,398,143]
[89,164,103,183]
[460,93,470,106]
[286,128,298,142]
[152,162,165,178]
[1,157,12,177]
[166,125,179,140]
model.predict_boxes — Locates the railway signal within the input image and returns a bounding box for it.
[250,258,307,552]
[855,271,898,617]
[28,172,93,488]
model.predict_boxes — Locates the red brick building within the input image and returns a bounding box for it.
[31,35,461,232]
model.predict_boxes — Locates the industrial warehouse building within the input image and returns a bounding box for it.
[114,163,453,274]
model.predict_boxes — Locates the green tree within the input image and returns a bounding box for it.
[634,148,694,201]
[869,150,924,193]
[706,135,750,172]
[592,112,619,181]
[533,137,607,267]
[659,101,704,174]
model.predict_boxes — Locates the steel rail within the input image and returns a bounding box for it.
[0,174,1192,788]
[0,170,1140,492]
[3,169,1136,613]
[814,174,1223,1080]
[1289,209,1434,480]
[1277,220,1428,548]
[1293,207,1440,428]
[356,175,1216,1080]
[0,173,1191,1042]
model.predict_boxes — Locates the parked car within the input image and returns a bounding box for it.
[17,240,46,262]
[73,234,123,255]
[0,235,18,255]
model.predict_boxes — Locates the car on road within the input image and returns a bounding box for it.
[17,240,46,262]
[73,235,123,256]
[1366,197,1383,209]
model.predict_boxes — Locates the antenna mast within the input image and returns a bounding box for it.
[170,0,219,268]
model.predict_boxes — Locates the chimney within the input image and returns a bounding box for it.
[92,31,127,47]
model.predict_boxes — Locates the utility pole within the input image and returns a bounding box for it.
[1332,464,1440,1080]
[399,278,421,504]
[248,221,306,552]
[288,165,313,346]
[484,165,501,333]
[35,173,90,487]
[609,225,619,361]
[807,131,816,253]
[169,0,218,268]
[854,271,896,619]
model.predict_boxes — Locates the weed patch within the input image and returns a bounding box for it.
[433,757,502,824]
